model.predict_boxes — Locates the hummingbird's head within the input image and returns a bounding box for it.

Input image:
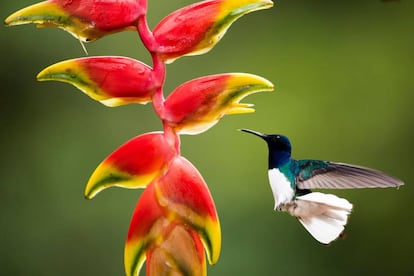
[241,128,291,151]
[263,134,291,152]
[240,129,292,168]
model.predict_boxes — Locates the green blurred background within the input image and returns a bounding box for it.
[1,0,413,275]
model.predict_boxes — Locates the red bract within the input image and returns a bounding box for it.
[5,0,147,42]
[154,156,221,264]
[153,0,274,63]
[85,132,178,199]
[37,56,158,107]
[164,73,274,134]
[125,156,220,276]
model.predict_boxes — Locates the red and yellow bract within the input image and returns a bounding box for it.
[85,132,178,199]
[153,0,274,63]
[37,56,159,107]
[164,73,274,134]
[4,0,146,41]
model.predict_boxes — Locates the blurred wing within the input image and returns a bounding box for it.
[295,160,403,189]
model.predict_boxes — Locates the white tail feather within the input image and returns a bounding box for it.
[288,192,353,244]
[298,215,345,244]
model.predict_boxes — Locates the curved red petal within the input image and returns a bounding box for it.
[124,183,163,276]
[37,56,158,106]
[152,0,274,63]
[155,156,221,265]
[163,73,274,134]
[5,0,147,41]
[85,132,178,199]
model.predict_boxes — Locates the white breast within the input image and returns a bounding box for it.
[268,168,295,209]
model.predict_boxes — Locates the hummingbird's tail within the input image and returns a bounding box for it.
[287,192,353,244]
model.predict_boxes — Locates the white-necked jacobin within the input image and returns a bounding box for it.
[241,128,403,244]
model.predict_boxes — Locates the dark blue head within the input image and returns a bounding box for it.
[241,129,292,169]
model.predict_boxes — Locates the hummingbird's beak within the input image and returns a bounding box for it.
[240,128,267,140]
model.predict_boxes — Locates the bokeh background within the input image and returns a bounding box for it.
[1,0,413,275]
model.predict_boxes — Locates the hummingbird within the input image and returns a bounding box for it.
[241,129,403,244]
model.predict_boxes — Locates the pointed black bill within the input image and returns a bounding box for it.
[240,128,267,140]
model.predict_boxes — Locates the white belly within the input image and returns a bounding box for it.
[268,168,295,209]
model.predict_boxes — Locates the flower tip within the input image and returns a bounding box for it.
[83,160,128,199]
[36,68,54,82]
[4,6,31,26]
[84,162,132,200]
[36,61,75,83]
[84,179,101,200]
[221,73,274,115]
[203,219,222,265]
[84,187,96,200]
[226,103,256,115]
[227,73,275,97]
[252,0,274,10]
[4,1,65,27]
[221,0,274,17]
[4,14,14,26]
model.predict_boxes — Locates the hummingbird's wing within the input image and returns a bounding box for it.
[295,160,403,189]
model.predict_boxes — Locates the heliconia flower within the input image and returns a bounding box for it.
[4,0,147,42]
[152,0,273,63]
[84,132,178,199]
[163,73,274,134]
[37,56,158,107]
[125,156,221,276]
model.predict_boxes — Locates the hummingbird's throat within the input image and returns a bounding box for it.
[267,168,295,209]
